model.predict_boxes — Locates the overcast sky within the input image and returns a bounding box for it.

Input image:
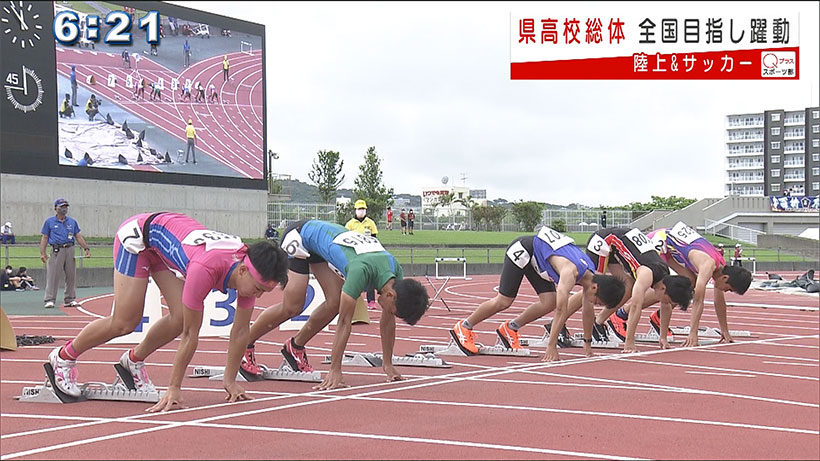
[179,1,820,206]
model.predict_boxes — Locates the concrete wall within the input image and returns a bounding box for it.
[758,234,820,260]
[0,173,268,238]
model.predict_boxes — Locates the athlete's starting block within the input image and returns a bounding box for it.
[16,363,163,404]
[669,326,753,338]
[321,352,451,368]
[520,324,624,350]
[189,361,322,383]
[420,333,531,357]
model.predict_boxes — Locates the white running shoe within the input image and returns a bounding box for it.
[119,351,156,392]
[48,346,81,397]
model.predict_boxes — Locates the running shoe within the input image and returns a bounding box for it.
[545,321,572,348]
[367,301,377,310]
[649,309,673,338]
[240,346,262,376]
[450,321,478,355]
[591,322,609,342]
[607,313,628,342]
[496,320,520,350]
[48,346,81,397]
[119,350,157,392]
[281,338,314,372]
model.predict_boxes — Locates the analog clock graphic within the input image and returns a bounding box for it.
[1,1,44,49]
[4,65,43,112]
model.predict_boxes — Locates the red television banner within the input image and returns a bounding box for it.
[511,47,799,80]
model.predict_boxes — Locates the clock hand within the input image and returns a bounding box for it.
[9,1,26,30]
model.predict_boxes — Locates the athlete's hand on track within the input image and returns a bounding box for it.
[314,369,348,390]
[224,382,253,403]
[542,346,560,362]
[621,343,638,354]
[583,344,595,358]
[681,333,699,348]
[658,339,672,350]
[146,386,186,413]
[383,364,403,382]
[719,331,735,344]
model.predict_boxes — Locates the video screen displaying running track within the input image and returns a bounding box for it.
[54,2,264,180]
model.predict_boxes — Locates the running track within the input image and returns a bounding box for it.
[1,275,818,459]
[56,47,263,178]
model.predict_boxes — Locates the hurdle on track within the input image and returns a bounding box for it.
[434,257,469,280]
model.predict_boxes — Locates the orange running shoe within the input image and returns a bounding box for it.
[607,313,628,342]
[649,309,673,338]
[450,321,478,355]
[496,320,520,350]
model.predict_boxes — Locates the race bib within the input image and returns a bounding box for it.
[625,228,655,254]
[333,231,385,255]
[281,229,311,259]
[116,218,145,254]
[505,240,531,269]
[670,221,701,245]
[181,229,243,252]
[650,231,668,254]
[535,226,574,250]
[586,234,610,257]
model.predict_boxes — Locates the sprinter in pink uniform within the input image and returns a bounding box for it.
[648,221,752,347]
[47,212,288,409]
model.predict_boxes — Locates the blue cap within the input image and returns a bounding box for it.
[54,198,69,207]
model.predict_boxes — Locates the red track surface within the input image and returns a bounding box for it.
[56,47,263,178]
[1,275,818,460]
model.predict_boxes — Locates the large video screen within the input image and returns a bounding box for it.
[0,1,266,189]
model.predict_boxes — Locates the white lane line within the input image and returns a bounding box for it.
[762,361,819,367]
[685,371,757,378]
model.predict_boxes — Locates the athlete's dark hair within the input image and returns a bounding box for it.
[592,274,626,310]
[722,265,752,295]
[393,278,429,325]
[247,241,289,287]
[662,275,694,310]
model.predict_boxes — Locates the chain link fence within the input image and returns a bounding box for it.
[266,203,642,232]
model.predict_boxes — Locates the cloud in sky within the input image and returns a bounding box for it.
[180,1,820,206]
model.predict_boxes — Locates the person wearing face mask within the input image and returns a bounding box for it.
[345,200,380,308]
[40,199,90,309]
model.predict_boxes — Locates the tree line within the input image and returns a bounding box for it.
[307,147,696,231]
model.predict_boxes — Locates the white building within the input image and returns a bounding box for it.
[725,107,820,197]
[421,186,487,217]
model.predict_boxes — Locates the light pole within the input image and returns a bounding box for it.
[267,150,280,194]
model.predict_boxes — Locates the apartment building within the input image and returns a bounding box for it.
[725,107,820,197]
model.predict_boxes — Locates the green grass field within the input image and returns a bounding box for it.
[2,230,809,269]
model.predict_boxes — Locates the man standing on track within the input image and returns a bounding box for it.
[40,198,90,309]
[184,119,197,164]
[222,55,230,81]
[70,65,78,106]
[183,39,190,67]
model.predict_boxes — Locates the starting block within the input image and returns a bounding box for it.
[189,361,322,383]
[321,352,451,368]
[420,334,531,357]
[669,326,753,338]
[637,328,721,345]
[16,363,163,404]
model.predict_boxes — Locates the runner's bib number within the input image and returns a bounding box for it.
[625,228,655,254]
[535,226,574,250]
[506,240,532,269]
[281,229,311,259]
[586,234,610,257]
[117,218,145,254]
[333,231,385,255]
[181,229,243,252]
[670,221,701,245]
